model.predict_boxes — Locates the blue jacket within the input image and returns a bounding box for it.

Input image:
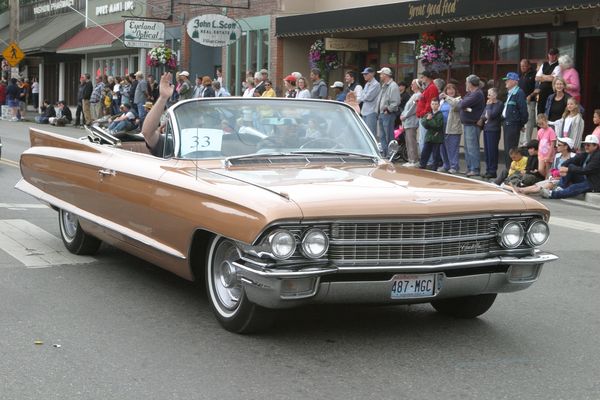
[482,101,503,132]
[503,87,528,127]
[458,89,485,125]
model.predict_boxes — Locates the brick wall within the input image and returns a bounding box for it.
[147,0,283,86]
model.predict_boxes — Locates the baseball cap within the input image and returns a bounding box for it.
[548,47,559,55]
[330,81,344,88]
[502,72,520,81]
[179,71,190,77]
[283,74,296,83]
[361,67,374,75]
[582,134,600,145]
[556,136,574,149]
[377,67,393,76]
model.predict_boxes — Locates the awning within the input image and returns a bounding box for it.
[276,0,600,37]
[19,12,84,53]
[57,22,124,54]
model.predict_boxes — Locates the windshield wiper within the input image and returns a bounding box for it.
[289,150,379,161]
[225,152,291,166]
[225,150,379,166]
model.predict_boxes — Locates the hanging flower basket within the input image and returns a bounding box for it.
[146,45,177,71]
[308,39,341,72]
[415,31,455,73]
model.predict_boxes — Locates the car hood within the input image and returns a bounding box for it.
[209,163,545,219]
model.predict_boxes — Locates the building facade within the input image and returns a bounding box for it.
[276,0,600,126]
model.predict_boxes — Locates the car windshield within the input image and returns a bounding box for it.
[171,98,379,160]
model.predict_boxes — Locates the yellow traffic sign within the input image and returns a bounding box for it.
[2,42,24,67]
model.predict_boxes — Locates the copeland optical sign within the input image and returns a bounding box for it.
[124,20,165,48]
[186,14,241,47]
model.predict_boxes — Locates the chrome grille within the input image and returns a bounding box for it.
[328,217,496,266]
[329,239,491,264]
[262,216,537,267]
[331,218,494,242]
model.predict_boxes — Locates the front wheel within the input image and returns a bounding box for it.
[431,294,497,318]
[58,209,101,255]
[206,236,274,333]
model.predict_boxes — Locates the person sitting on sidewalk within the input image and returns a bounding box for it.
[495,147,528,186]
[542,134,600,199]
[418,97,444,170]
[49,100,73,126]
[107,103,137,133]
[517,136,575,195]
[518,140,545,187]
[35,99,55,124]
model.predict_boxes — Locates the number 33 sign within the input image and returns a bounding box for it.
[181,128,223,155]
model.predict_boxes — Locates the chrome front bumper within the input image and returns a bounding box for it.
[233,251,559,309]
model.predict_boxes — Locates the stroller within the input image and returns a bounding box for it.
[388,125,408,163]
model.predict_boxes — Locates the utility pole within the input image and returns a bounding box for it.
[9,0,19,43]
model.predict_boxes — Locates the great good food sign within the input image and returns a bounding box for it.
[186,14,242,47]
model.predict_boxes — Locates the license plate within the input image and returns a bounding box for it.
[390,274,435,299]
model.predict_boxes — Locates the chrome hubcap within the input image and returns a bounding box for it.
[212,241,242,311]
[62,211,78,240]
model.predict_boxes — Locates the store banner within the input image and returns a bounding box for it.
[186,14,242,47]
[124,20,165,48]
[276,0,600,36]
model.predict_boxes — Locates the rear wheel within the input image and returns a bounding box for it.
[58,209,101,255]
[206,236,274,333]
[431,294,497,318]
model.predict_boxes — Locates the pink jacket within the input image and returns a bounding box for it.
[562,67,580,101]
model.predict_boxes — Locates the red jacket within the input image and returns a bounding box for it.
[416,82,439,118]
[0,83,6,105]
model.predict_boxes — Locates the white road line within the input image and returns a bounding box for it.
[0,203,49,209]
[0,219,95,267]
[549,217,600,235]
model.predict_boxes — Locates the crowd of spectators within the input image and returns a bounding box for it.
[5,47,598,199]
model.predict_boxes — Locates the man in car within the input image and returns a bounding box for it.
[141,72,173,157]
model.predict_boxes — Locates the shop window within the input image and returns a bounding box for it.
[473,34,519,83]
[498,34,519,61]
[260,29,269,70]
[551,30,576,59]
[449,37,471,91]
[523,32,547,61]
[379,40,415,84]
[476,36,495,61]
[474,64,494,83]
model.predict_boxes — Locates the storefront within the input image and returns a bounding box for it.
[56,0,149,102]
[6,0,86,108]
[224,14,270,96]
[276,0,600,122]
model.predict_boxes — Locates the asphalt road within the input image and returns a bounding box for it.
[1,120,599,400]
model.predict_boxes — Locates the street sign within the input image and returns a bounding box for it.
[123,20,165,48]
[2,42,25,67]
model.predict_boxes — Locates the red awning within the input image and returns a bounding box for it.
[57,22,124,53]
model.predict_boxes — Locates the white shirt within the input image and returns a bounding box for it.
[536,64,561,79]
[243,88,255,98]
[297,89,311,99]
[563,115,575,135]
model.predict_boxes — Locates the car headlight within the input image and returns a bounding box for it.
[268,230,296,259]
[498,221,525,249]
[526,220,549,247]
[301,229,329,259]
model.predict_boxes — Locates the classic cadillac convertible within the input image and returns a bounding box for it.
[17,98,557,333]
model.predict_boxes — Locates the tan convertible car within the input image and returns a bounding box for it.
[17,98,557,333]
